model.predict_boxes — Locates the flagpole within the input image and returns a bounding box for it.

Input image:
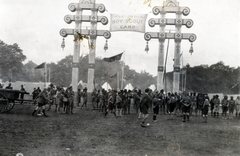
[121,51,125,90]
[184,68,187,92]
[44,63,47,88]
[117,72,119,91]
[94,78,95,90]
[48,68,51,83]
[181,51,184,92]
[164,37,170,92]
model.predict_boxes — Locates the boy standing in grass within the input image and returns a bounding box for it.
[228,96,235,119]
[140,88,151,127]
[221,95,229,119]
[202,95,210,123]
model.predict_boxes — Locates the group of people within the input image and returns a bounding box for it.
[30,83,240,126]
[32,84,75,117]
[89,88,138,116]
[89,87,240,126]
[0,83,13,89]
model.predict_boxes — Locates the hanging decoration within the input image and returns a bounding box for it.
[61,38,65,50]
[145,41,149,53]
[189,42,193,55]
[104,40,108,52]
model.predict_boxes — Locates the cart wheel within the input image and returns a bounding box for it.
[5,100,15,112]
[0,93,9,113]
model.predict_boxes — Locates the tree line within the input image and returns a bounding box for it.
[0,40,239,94]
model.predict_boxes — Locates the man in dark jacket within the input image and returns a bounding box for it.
[180,91,191,122]
[140,88,151,127]
[32,88,49,117]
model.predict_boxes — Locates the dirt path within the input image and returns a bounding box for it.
[0,104,240,156]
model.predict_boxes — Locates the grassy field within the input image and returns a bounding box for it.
[0,104,240,156]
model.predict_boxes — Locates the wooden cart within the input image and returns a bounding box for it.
[0,89,30,113]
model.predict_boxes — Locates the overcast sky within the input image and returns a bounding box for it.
[0,0,239,76]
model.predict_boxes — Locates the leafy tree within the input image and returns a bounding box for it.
[20,61,43,82]
[185,61,240,94]
[50,55,73,87]
[0,40,26,81]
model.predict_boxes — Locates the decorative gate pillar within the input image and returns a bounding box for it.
[60,0,111,106]
[144,0,196,93]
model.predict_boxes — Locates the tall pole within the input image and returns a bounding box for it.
[121,52,125,90]
[157,11,166,91]
[164,36,170,92]
[181,52,184,92]
[117,72,119,91]
[44,63,47,88]
[173,7,182,93]
[184,68,187,91]
[87,0,97,103]
[48,68,51,82]
[71,3,81,106]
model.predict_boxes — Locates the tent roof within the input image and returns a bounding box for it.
[149,84,156,91]
[101,82,112,90]
[124,83,134,90]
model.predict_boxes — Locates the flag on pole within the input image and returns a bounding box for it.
[124,74,135,81]
[103,52,124,62]
[109,73,117,78]
[34,62,46,69]
[34,62,47,87]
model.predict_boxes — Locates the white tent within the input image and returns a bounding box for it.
[78,80,87,89]
[124,83,134,90]
[101,82,112,90]
[149,84,156,91]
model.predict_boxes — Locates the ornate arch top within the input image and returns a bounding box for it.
[163,0,179,7]
[152,0,190,16]
[79,0,94,4]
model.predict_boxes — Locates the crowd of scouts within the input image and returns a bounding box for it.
[30,83,240,127]
[31,84,75,117]
[90,88,240,126]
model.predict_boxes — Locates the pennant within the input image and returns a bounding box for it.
[124,74,135,81]
[34,62,45,69]
[109,73,117,78]
[103,52,123,62]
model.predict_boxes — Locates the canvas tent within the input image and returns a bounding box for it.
[101,82,112,90]
[149,84,156,91]
[78,80,87,89]
[124,83,134,90]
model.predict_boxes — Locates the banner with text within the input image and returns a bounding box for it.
[110,14,148,33]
